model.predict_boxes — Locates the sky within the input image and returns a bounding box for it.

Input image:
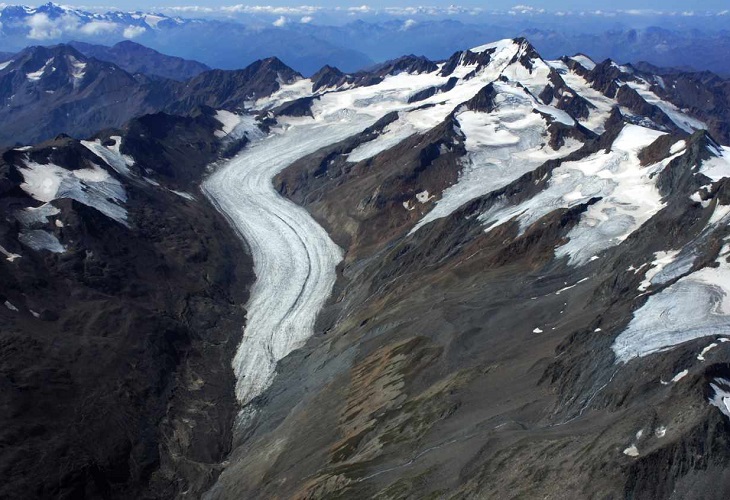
[49,1,730,12]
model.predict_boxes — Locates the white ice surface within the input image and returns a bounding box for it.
[638,250,681,292]
[204,38,688,409]
[26,58,54,81]
[556,67,617,134]
[171,190,195,200]
[670,140,686,155]
[470,38,518,54]
[0,60,13,71]
[18,229,65,253]
[203,117,379,406]
[623,445,639,457]
[347,113,417,162]
[20,160,128,225]
[698,342,718,361]
[569,54,596,71]
[81,136,135,177]
[411,81,582,234]
[214,110,243,138]
[626,80,706,133]
[671,369,689,383]
[477,124,666,265]
[68,55,86,84]
[709,379,730,420]
[613,258,730,361]
[0,244,21,262]
[699,145,730,182]
[15,203,60,225]
[203,43,538,407]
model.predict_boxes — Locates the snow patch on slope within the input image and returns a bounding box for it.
[613,259,730,361]
[19,229,65,253]
[347,113,417,162]
[214,110,242,138]
[81,136,135,177]
[626,80,707,133]
[709,379,730,421]
[26,58,54,81]
[569,54,596,71]
[699,145,730,182]
[19,161,128,225]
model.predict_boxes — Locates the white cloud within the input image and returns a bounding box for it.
[401,18,417,30]
[509,5,545,15]
[123,25,147,39]
[300,16,313,23]
[221,5,321,15]
[27,13,79,40]
[348,5,372,13]
[79,20,117,35]
[272,16,287,27]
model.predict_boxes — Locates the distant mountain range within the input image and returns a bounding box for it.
[69,40,210,81]
[0,43,303,146]
[0,3,729,76]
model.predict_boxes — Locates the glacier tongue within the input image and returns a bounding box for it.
[203,117,378,408]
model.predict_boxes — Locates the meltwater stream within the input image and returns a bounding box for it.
[202,117,373,409]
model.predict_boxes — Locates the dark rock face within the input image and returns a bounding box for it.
[407,77,457,104]
[541,68,593,119]
[648,69,730,145]
[168,57,302,113]
[0,121,253,499]
[311,65,350,92]
[463,83,498,112]
[586,59,625,97]
[372,54,439,76]
[0,45,301,148]
[269,96,316,118]
[69,40,211,81]
[0,44,169,147]
[616,85,676,132]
